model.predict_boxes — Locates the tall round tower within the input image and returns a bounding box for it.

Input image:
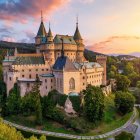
[45,24,55,65]
[74,18,85,62]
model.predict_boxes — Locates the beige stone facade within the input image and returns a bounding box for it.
[2,19,107,96]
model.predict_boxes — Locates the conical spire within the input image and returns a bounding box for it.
[48,22,53,37]
[36,11,47,37]
[74,16,82,40]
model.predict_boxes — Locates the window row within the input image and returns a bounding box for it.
[22,69,49,72]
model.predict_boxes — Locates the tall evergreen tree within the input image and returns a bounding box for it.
[6,83,21,114]
[30,76,43,125]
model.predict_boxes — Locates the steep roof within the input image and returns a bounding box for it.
[54,35,76,45]
[48,27,53,37]
[53,56,77,71]
[36,21,47,37]
[13,56,45,65]
[74,25,82,40]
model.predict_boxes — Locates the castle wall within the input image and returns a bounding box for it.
[63,71,80,95]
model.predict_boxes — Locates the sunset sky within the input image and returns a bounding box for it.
[0,0,140,55]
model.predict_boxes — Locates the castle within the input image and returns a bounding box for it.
[2,15,107,96]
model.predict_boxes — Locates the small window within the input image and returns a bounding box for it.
[46,69,48,71]
[22,70,24,72]
[36,69,38,71]
[51,86,53,89]
[36,74,38,78]
[83,76,85,79]
[29,69,31,72]
[45,79,47,83]
[42,69,44,71]
[46,86,47,89]
[83,83,85,85]
[22,75,24,78]
[51,79,53,82]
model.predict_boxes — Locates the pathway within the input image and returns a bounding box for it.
[3,108,137,140]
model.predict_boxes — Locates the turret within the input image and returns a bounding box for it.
[35,11,47,45]
[47,23,53,42]
[74,17,85,62]
[45,23,55,65]
[74,17,83,44]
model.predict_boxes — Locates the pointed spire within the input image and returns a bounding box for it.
[48,22,53,37]
[74,15,82,40]
[41,10,43,22]
[36,11,47,37]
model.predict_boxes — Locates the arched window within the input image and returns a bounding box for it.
[69,78,75,90]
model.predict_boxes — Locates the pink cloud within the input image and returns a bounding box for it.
[87,35,140,54]
[0,0,71,23]
[2,37,16,42]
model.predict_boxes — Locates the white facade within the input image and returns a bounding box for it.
[2,19,107,96]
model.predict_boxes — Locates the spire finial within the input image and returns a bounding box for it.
[49,21,50,29]
[76,14,79,27]
[41,10,43,22]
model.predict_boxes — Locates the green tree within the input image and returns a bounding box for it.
[30,77,42,125]
[83,85,105,122]
[137,81,140,89]
[6,83,21,114]
[116,74,131,91]
[115,131,134,140]
[115,91,135,115]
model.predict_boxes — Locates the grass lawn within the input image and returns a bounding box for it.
[5,94,133,137]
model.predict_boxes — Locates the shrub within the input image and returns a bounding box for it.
[136,81,140,89]
[115,131,134,140]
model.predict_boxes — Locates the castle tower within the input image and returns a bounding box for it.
[74,17,85,62]
[45,23,55,65]
[96,55,107,85]
[35,11,47,45]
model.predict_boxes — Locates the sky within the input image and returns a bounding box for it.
[0,0,140,55]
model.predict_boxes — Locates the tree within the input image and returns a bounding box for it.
[83,85,105,122]
[116,74,131,91]
[115,131,134,140]
[6,83,21,114]
[0,81,7,116]
[137,81,140,89]
[30,77,43,125]
[115,91,135,115]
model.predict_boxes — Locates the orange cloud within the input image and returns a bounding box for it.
[87,35,140,54]
[0,0,70,23]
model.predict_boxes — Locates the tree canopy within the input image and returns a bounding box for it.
[83,85,105,122]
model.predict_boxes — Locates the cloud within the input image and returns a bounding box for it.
[87,35,140,54]
[21,30,35,43]
[0,0,71,23]
[78,0,94,4]
[1,36,16,42]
